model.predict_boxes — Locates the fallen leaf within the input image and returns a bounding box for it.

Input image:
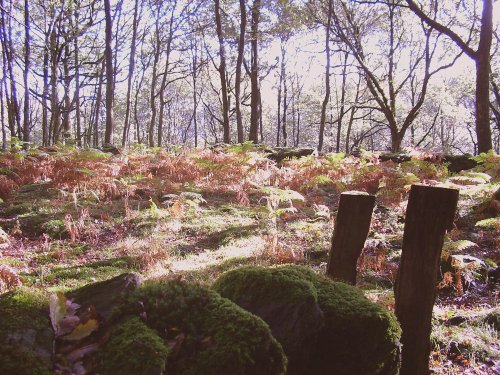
[62,319,99,341]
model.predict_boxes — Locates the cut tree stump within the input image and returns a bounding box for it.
[326,191,376,284]
[395,184,459,375]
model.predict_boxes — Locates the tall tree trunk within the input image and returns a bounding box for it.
[49,27,60,144]
[214,0,231,143]
[94,60,105,147]
[318,0,333,152]
[149,15,161,147]
[104,0,115,145]
[62,45,72,142]
[336,52,348,152]
[0,73,6,149]
[281,41,288,147]
[192,39,199,147]
[249,0,261,143]
[406,0,493,153]
[122,0,139,147]
[74,9,82,147]
[1,30,15,139]
[235,0,246,143]
[41,37,50,146]
[23,0,30,149]
[1,0,21,139]
[474,0,493,153]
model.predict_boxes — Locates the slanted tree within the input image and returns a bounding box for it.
[406,0,494,153]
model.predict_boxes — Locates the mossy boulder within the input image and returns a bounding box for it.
[40,219,68,239]
[0,288,53,375]
[212,265,324,375]
[96,316,168,375]
[68,272,142,323]
[124,279,287,375]
[213,265,401,375]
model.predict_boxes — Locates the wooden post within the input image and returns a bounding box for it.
[395,184,459,375]
[327,191,375,284]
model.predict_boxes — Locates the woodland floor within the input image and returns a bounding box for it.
[0,145,498,374]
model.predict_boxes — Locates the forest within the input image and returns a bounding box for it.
[0,0,499,374]
[0,0,498,152]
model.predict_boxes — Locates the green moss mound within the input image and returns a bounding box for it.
[213,265,402,375]
[96,316,169,375]
[0,288,52,375]
[125,279,287,375]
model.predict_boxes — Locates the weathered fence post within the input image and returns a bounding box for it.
[326,191,376,284]
[395,184,459,375]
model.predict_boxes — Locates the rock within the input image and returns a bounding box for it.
[0,226,10,248]
[483,311,499,330]
[214,266,324,375]
[448,255,487,273]
[487,267,500,283]
[125,279,287,375]
[159,193,179,207]
[264,147,315,165]
[96,317,168,375]
[441,155,478,173]
[101,143,121,155]
[448,175,486,186]
[379,153,412,163]
[213,265,401,375]
[0,288,53,375]
[68,273,142,323]
[445,315,468,326]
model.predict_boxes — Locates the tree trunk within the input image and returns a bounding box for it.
[475,0,493,153]
[94,61,105,147]
[281,41,288,147]
[49,27,60,144]
[62,45,72,142]
[22,0,30,149]
[0,73,6,149]
[395,184,459,375]
[326,192,375,284]
[122,0,139,147]
[104,0,115,145]
[214,0,231,144]
[73,9,82,147]
[235,0,246,143]
[318,0,333,152]
[41,38,50,146]
[249,0,261,143]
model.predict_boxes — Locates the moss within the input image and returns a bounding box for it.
[126,279,286,375]
[214,265,401,375]
[40,219,67,239]
[0,287,49,333]
[96,317,168,375]
[0,288,52,375]
[4,202,33,216]
[0,345,52,375]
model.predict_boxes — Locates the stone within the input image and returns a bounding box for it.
[68,273,142,323]
[125,279,287,375]
[214,265,401,375]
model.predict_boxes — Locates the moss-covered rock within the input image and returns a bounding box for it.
[41,219,68,239]
[213,265,401,375]
[125,279,287,375]
[0,288,53,375]
[96,316,168,375]
[212,265,324,375]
